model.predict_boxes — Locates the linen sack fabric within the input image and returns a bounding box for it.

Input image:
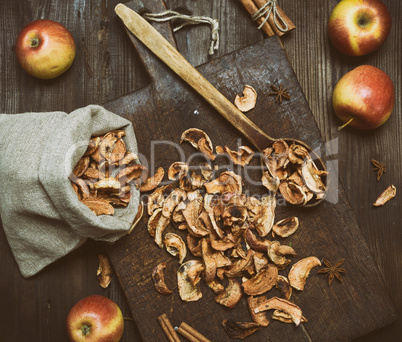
[0,104,140,278]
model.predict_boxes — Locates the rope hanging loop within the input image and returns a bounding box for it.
[142,10,219,55]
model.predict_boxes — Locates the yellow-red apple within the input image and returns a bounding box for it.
[333,65,395,130]
[15,19,76,79]
[66,295,124,342]
[328,0,391,56]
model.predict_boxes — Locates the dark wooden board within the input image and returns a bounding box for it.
[105,1,397,341]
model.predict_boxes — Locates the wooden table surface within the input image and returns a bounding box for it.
[0,0,400,341]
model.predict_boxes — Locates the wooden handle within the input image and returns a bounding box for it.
[115,3,274,151]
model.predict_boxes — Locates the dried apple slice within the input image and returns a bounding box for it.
[116,164,148,185]
[253,252,270,273]
[81,198,114,216]
[172,201,186,223]
[120,152,138,166]
[267,241,296,268]
[179,171,204,191]
[128,202,143,234]
[177,260,203,302]
[162,188,187,219]
[248,295,269,327]
[154,215,171,248]
[210,235,235,251]
[272,217,299,237]
[180,128,216,161]
[204,171,242,195]
[276,275,292,300]
[224,250,254,278]
[147,208,163,238]
[201,238,218,283]
[288,256,321,291]
[163,233,187,264]
[71,182,81,200]
[183,199,210,237]
[288,143,310,165]
[84,167,105,180]
[272,140,289,168]
[254,296,303,326]
[187,262,205,287]
[109,138,126,163]
[214,278,243,308]
[254,195,276,237]
[221,194,248,227]
[222,145,255,167]
[97,254,113,288]
[279,181,307,206]
[168,162,189,180]
[199,162,213,181]
[140,167,164,192]
[198,137,216,161]
[234,85,257,112]
[222,320,261,339]
[73,155,90,177]
[272,309,308,324]
[147,184,173,216]
[373,184,396,206]
[152,262,173,295]
[242,264,278,296]
[301,160,327,194]
[84,136,101,156]
[206,279,224,294]
[245,228,270,252]
[74,178,91,199]
[93,177,121,190]
[261,171,280,193]
[186,234,202,257]
[99,130,125,160]
[204,194,225,238]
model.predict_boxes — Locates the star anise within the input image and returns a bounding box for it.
[371,159,386,181]
[317,258,346,285]
[269,84,291,104]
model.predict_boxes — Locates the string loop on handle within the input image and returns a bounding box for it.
[143,10,219,55]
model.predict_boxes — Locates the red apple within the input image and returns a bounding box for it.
[328,0,391,56]
[333,65,395,130]
[15,19,76,79]
[66,295,124,342]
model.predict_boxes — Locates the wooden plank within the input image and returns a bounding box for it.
[105,28,397,341]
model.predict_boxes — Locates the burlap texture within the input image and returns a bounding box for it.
[0,105,140,278]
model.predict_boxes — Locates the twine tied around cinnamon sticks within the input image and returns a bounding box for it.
[142,10,219,55]
[253,0,287,32]
[239,0,295,37]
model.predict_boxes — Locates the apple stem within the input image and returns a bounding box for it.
[81,324,91,336]
[123,317,135,322]
[337,117,354,131]
[30,37,40,48]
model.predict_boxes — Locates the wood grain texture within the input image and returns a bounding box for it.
[0,0,400,341]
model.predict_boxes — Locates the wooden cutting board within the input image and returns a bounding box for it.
[105,1,397,341]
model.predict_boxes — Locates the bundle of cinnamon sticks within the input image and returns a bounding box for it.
[239,0,295,37]
[157,314,211,342]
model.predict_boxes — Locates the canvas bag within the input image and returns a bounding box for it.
[0,104,140,278]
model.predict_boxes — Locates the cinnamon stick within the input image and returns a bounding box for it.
[238,0,275,37]
[157,314,181,342]
[176,326,199,342]
[178,322,211,342]
[253,0,295,37]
